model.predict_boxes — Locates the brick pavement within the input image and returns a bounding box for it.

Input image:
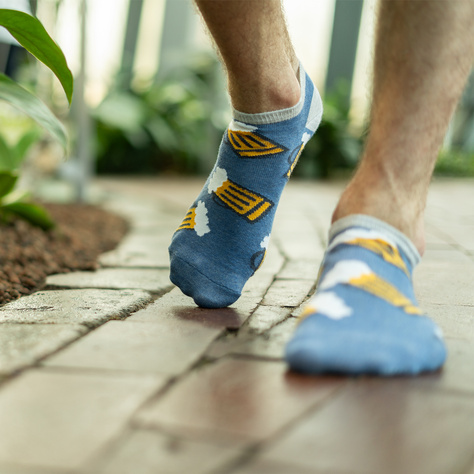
[0,177,474,474]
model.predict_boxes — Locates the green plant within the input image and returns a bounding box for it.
[94,54,226,174]
[0,127,54,229]
[295,81,363,179]
[0,8,73,229]
[434,149,474,177]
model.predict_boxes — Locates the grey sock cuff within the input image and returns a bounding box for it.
[232,62,306,125]
[329,214,421,268]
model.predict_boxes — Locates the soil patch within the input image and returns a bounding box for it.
[0,203,128,305]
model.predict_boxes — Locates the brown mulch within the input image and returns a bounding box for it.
[0,203,128,306]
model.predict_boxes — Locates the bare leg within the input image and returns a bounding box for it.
[169,1,322,308]
[333,0,474,254]
[286,0,474,375]
[194,0,300,112]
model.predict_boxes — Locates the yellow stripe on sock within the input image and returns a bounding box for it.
[177,207,196,231]
[227,129,285,157]
[347,238,409,275]
[214,180,273,222]
[348,273,422,314]
[247,201,272,221]
[286,144,305,178]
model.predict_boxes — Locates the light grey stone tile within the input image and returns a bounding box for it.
[0,289,152,327]
[413,338,474,395]
[242,270,276,300]
[276,259,320,280]
[273,235,324,261]
[0,370,164,471]
[44,319,222,376]
[99,233,170,268]
[244,305,293,334]
[436,225,474,252]
[207,317,297,360]
[135,359,343,443]
[414,261,474,306]
[129,288,228,327]
[0,466,69,474]
[424,303,474,341]
[102,198,163,223]
[258,381,474,474]
[261,279,315,307]
[46,268,172,293]
[129,287,263,330]
[231,459,322,474]
[0,324,87,375]
[422,248,471,263]
[255,241,285,276]
[92,429,242,474]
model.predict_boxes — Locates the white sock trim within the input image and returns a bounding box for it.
[232,62,307,125]
[329,215,421,268]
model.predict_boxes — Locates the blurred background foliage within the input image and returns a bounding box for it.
[93,54,227,175]
[93,64,365,178]
[0,0,473,203]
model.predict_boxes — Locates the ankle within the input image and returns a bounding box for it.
[332,178,426,256]
[228,63,301,114]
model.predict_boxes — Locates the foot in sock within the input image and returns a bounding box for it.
[285,215,447,375]
[169,65,322,308]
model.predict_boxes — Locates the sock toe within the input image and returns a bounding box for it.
[285,215,447,376]
[170,253,240,308]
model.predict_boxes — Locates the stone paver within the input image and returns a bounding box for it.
[46,268,173,293]
[243,305,293,334]
[91,429,242,474]
[0,289,152,327]
[0,369,164,471]
[415,261,474,306]
[276,259,320,280]
[135,358,344,443]
[231,459,324,474]
[1,177,474,473]
[128,287,248,329]
[424,303,474,341]
[257,380,474,474]
[43,319,222,376]
[0,324,86,375]
[261,279,315,307]
[99,233,171,268]
[128,275,275,329]
[0,467,69,474]
[207,317,298,360]
[414,338,474,395]
[256,241,286,276]
[273,233,325,261]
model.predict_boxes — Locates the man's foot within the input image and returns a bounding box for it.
[285,215,446,375]
[169,65,322,308]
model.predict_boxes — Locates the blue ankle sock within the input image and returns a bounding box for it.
[285,215,447,375]
[169,65,322,308]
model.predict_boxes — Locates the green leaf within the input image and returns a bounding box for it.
[1,201,55,230]
[0,134,14,171]
[2,188,29,205]
[0,9,73,104]
[11,128,42,168]
[0,171,18,198]
[0,74,67,151]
